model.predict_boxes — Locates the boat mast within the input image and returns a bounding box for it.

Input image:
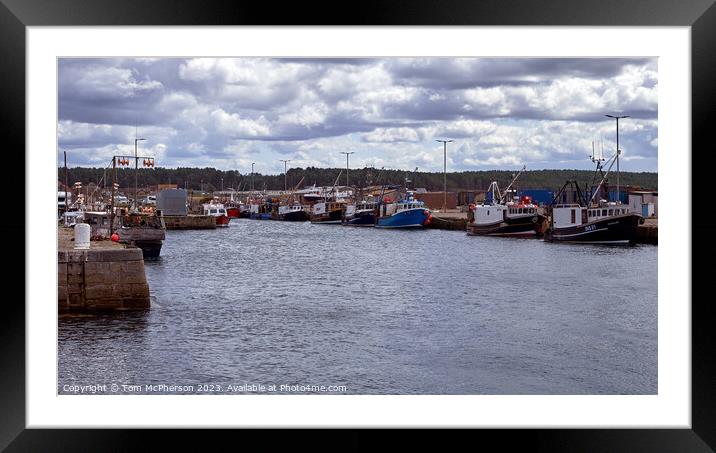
[487,181,502,205]
[589,151,619,204]
[501,165,526,203]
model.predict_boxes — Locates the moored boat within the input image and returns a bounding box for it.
[543,182,642,244]
[203,203,230,227]
[278,204,309,221]
[544,147,643,244]
[343,200,378,226]
[83,209,166,259]
[466,166,545,238]
[375,191,431,229]
[466,172,545,238]
[310,200,346,224]
[248,201,272,220]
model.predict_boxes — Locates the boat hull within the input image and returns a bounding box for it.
[310,209,344,224]
[215,215,231,227]
[376,208,429,229]
[226,207,240,219]
[116,221,165,259]
[343,212,376,226]
[132,240,163,259]
[544,214,641,244]
[280,210,309,222]
[250,212,272,220]
[467,213,545,237]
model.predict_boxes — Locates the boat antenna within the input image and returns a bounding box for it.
[590,139,607,188]
[589,151,619,204]
[500,164,526,203]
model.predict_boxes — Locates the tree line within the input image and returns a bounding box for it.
[60,166,658,193]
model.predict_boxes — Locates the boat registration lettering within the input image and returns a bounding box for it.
[584,224,596,232]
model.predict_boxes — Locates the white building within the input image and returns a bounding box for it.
[628,191,658,217]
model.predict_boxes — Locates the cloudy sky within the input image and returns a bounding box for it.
[58,57,658,174]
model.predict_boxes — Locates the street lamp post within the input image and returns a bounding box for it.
[280,159,291,191]
[605,114,629,203]
[436,139,453,211]
[251,162,255,192]
[340,152,355,187]
[134,138,146,211]
[63,149,69,215]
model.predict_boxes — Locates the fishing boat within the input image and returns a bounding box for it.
[544,150,643,244]
[375,191,431,229]
[343,200,378,226]
[83,209,166,259]
[308,172,349,224]
[203,202,231,227]
[278,204,309,221]
[225,201,245,219]
[310,200,347,224]
[466,167,545,237]
[248,201,272,220]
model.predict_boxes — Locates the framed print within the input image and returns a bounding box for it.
[3,0,715,449]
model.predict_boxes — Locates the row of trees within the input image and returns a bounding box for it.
[60,166,658,193]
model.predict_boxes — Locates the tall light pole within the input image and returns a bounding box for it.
[605,114,629,203]
[63,149,69,215]
[134,137,146,211]
[251,162,255,192]
[340,152,355,187]
[436,139,453,211]
[280,159,291,191]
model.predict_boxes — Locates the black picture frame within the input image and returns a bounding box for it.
[3,0,714,449]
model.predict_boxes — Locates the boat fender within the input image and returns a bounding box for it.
[639,217,645,224]
[469,203,476,211]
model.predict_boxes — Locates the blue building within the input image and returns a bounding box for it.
[518,189,554,206]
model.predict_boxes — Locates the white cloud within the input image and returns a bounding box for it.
[59,57,658,172]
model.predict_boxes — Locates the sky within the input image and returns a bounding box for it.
[58,57,658,174]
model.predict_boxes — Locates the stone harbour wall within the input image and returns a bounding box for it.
[163,215,216,230]
[58,247,150,312]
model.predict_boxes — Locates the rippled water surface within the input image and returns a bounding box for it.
[59,219,657,394]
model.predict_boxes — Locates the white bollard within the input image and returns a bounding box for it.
[74,223,90,250]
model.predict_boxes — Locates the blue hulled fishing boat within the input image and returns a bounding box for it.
[375,191,432,229]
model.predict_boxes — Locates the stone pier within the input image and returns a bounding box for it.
[58,232,150,312]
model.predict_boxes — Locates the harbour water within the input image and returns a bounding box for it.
[58,219,657,395]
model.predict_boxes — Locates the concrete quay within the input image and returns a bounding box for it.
[58,228,150,312]
[163,215,216,230]
[636,218,658,245]
[427,210,468,231]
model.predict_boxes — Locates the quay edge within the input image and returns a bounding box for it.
[58,245,151,312]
